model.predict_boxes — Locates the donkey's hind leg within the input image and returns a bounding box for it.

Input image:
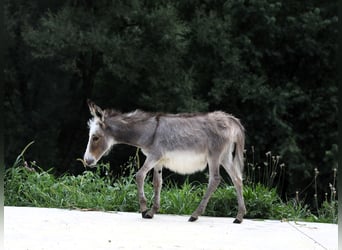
[144,166,163,218]
[189,159,221,222]
[222,156,246,223]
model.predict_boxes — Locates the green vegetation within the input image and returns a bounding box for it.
[5,147,337,223]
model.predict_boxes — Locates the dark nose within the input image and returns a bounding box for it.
[85,158,95,166]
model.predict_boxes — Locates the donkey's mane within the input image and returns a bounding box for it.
[104,109,154,124]
[104,109,121,117]
[104,108,214,124]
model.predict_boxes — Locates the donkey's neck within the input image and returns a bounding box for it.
[107,115,158,148]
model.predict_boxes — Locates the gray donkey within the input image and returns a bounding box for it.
[83,100,246,223]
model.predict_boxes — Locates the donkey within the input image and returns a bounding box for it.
[83,100,246,223]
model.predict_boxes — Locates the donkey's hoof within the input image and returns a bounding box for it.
[143,214,153,219]
[142,210,153,219]
[141,210,148,218]
[188,216,198,222]
[233,218,242,224]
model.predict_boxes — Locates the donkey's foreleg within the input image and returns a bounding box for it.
[189,160,221,222]
[136,157,157,218]
[144,166,163,218]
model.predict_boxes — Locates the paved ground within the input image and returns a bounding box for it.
[4,206,338,250]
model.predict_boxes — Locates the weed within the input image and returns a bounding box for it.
[244,147,286,195]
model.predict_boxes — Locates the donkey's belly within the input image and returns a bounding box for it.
[160,151,208,174]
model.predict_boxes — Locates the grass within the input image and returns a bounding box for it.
[4,143,338,223]
[5,164,139,212]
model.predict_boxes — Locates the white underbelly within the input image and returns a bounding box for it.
[159,151,208,174]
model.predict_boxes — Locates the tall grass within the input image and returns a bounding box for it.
[244,146,338,223]
[4,143,338,223]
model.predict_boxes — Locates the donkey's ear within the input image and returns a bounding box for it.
[87,99,104,121]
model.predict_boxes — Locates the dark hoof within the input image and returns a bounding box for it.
[142,210,153,219]
[141,210,148,218]
[188,216,198,222]
[233,218,242,224]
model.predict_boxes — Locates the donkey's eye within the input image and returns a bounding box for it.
[92,135,100,142]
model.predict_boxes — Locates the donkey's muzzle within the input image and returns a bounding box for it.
[84,157,95,166]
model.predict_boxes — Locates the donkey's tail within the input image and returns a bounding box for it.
[235,129,245,174]
[232,118,245,175]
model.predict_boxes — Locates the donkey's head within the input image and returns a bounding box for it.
[83,100,116,166]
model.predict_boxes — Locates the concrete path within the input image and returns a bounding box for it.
[4,206,338,250]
